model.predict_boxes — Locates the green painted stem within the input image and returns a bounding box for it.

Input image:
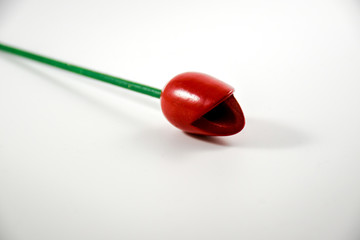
[0,42,162,98]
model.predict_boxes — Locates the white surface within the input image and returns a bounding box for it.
[1,0,360,239]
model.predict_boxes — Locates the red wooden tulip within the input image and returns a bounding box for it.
[0,44,246,137]
[161,72,245,136]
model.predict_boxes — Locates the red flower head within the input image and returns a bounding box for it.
[161,72,245,136]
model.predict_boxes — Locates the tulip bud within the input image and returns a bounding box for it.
[161,72,245,136]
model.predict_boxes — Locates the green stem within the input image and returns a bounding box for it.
[0,42,162,98]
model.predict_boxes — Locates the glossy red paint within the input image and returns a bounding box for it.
[160,72,245,136]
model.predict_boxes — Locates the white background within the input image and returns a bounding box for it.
[0,0,360,239]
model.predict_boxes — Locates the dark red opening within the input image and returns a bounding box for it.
[191,95,245,136]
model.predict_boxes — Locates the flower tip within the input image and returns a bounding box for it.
[161,72,245,136]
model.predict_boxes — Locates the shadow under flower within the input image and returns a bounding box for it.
[184,132,230,146]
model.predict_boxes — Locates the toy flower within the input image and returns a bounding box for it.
[0,43,245,137]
